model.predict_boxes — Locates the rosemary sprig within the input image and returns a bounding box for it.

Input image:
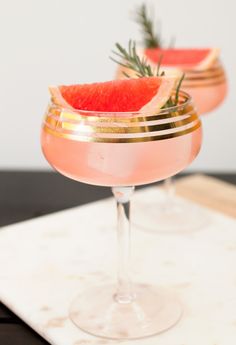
[134,3,162,48]
[110,41,185,107]
[111,40,162,78]
[111,41,152,78]
[175,73,185,105]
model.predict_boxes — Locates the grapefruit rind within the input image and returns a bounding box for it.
[49,86,73,109]
[140,77,176,114]
[194,48,220,70]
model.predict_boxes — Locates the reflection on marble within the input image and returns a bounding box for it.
[0,188,236,344]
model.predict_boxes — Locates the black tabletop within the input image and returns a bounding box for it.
[0,171,235,345]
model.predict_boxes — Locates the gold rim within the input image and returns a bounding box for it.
[184,71,225,80]
[183,78,226,88]
[47,104,195,124]
[45,112,198,134]
[47,107,193,123]
[43,120,201,143]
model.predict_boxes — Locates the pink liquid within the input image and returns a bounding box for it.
[179,60,227,115]
[183,80,227,115]
[41,127,202,187]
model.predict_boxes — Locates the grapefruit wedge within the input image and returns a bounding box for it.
[49,77,176,115]
[144,48,220,71]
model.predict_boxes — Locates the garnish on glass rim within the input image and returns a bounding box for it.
[111,40,185,108]
[48,39,176,115]
[134,4,219,71]
[49,77,176,114]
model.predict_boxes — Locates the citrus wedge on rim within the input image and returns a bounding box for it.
[49,77,176,115]
[144,48,220,71]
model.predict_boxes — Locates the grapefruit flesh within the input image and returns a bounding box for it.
[49,77,176,114]
[144,48,220,70]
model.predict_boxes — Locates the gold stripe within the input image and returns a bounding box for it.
[184,72,225,81]
[45,113,198,134]
[47,105,195,124]
[185,66,224,74]
[183,78,226,88]
[183,63,223,74]
[43,121,201,143]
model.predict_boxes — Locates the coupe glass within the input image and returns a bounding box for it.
[131,60,227,233]
[41,91,202,340]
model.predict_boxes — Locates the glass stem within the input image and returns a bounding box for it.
[164,177,176,209]
[112,186,135,304]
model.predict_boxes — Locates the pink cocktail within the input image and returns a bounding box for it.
[42,119,201,187]
[182,61,227,115]
[41,91,202,340]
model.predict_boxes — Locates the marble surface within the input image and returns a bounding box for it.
[0,187,236,345]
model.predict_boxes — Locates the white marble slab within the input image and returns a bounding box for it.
[0,187,236,345]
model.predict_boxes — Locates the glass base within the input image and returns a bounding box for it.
[132,197,210,234]
[69,284,182,340]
